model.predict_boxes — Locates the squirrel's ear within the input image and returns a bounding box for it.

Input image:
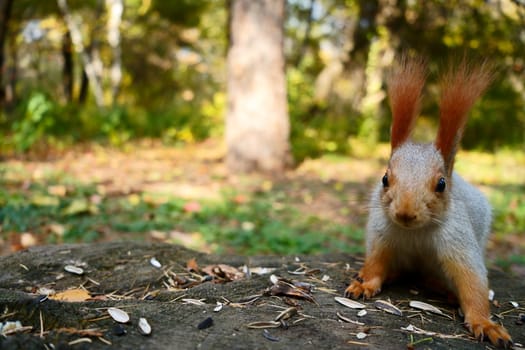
[436,59,493,173]
[388,55,427,151]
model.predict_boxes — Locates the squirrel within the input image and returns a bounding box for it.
[344,56,513,348]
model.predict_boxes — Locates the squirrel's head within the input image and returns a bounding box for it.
[381,55,492,229]
[381,142,448,229]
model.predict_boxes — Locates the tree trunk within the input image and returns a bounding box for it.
[106,0,123,105]
[61,29,74,103]
[57,0,105,108]
[0,0,14,108]
[78,66,89,104]
[3,23,16,111]
[226,0,292,174]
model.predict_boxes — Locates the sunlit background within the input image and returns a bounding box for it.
[0,0,523,275]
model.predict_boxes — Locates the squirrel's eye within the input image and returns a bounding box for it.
[435,177,446,193]
[382,174,389,188]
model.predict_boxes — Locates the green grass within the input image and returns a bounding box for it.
[0,177,364,256]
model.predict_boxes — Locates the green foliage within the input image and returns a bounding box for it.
[3,95,221,150]
[491,188,525,238]
[11,93,55,152]
[463,79,525,150]
[288,67,356,162]
[3,0,525,157]
[149,0,210,27]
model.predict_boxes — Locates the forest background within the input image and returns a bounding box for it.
[0,0,524,273]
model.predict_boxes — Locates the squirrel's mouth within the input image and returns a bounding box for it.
[389,210,427,229]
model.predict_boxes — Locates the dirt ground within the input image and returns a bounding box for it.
[0,241,524,350]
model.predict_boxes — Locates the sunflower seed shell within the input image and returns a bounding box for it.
[374,300,403,316]
[409,300,444,315]
[334,297,366,309]
[138,317,151,335]
[108,307,130,323]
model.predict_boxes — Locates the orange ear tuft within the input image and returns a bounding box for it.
[436,60,493,172]
[388,56,427,151]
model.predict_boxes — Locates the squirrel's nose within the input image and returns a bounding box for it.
[395,212,417,224]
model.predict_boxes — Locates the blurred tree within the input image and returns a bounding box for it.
[57,0,105,107]
[61,29,73,102]
[226,0,292,173]
[1,0,524,153]
[106,0,123,105]
[0,0,14,108]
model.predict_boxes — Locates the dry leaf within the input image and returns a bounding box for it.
[267,278,316,304]
[186,258,200,272]
[202,264,244,282]
[183,201,201,213]
[49,289,91,302]
[48,185,67,197]
[20,233,37,248]
[55,327,104,337]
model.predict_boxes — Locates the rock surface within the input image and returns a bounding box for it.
[0,241,523,349]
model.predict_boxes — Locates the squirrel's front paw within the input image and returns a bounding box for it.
[467,318,512,348]
[344,276,381,299]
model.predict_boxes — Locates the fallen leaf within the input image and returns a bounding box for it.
[30,195,59,207]
[49,289,91,302]
[47,223,66,236]
[233,194,249,204]
[202,264,244,282]
[62,198,98,216]
[266,276,316,304]
[186,258,200,272]
[183,201,201,213]
[48,185,67,197]
[127,194,141,206]
[20,233,37,248]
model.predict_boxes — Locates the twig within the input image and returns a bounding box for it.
[0,312,17,320]
[39,310,44,338]
[68,338,92,345]
[98,337,112,345]
[347,340,369,346]
[401,324,467,340]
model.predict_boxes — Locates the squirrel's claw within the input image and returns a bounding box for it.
[344,276,381,299]
[468,319,513,348]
